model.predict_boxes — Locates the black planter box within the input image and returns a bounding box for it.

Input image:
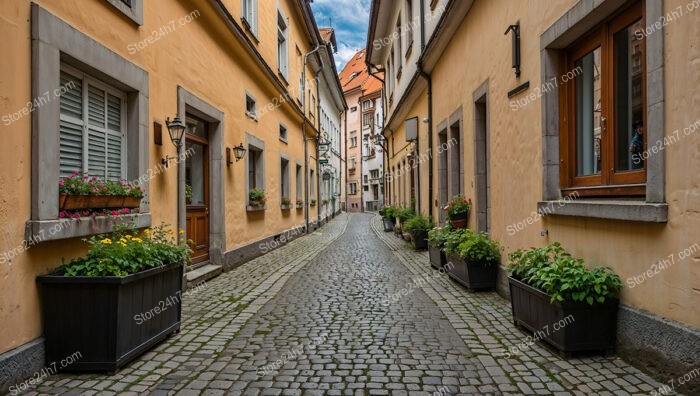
[508,276,618,355]
[428,244,446,269]
[36,263,184,371]
[410,230,428,250]
[445,253,497,290]
[382,217,394,232]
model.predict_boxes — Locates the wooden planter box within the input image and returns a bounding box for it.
[508,276,618,355]
[428,244,446,269]
[410,230,428,250]
[445,253,497,290]
[36,263,183,371]
[59,194,142,210]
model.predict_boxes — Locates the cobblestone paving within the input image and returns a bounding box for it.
[20,213,671,395]
[369,216,670,396]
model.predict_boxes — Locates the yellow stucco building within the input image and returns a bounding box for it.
[368,0,699,383]
[0,0,344,384]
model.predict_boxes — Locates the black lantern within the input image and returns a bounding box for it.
[165,116,186,152]
[233,143,247,162]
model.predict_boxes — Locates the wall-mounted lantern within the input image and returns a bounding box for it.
[504,21,521,78]
[227,143,247,166]
[162,116,186,167]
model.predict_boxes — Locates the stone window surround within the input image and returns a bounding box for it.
[246,133,266,211]
[104,0,144,25]
[473,80,490,234]
[280,152,291,203]
[26,4,150,242]
[177,87,226,266]
[539,0,668,223]
[295,160,303,200]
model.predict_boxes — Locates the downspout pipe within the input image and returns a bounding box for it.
[303,45,324,233]
[419,0,433,219]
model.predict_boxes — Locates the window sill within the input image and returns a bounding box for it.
[246,205,266,212]
[281,204,292,210]
[280,137,288,144]
[25,213,152,242]
[536,200,668,223]
[241,18,259,43]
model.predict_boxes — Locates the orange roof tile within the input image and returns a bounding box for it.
[338,49,382,96]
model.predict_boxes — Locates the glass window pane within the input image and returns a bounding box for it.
[614,19,645,171]
[575,47,602,176]
[185,142,205,205]
[186,117,207,138]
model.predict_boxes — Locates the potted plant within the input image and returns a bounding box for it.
[249,188,267,208]
[36,225,191,371]
[444,230,500,290]
[393,224,402,237]
[379,207,394,232]
[296,200,304,209]
[443,195,471,228]
[403,215,432,250]
[185,184,193,205]
[59,172,144,210]
[427,226,450,269]
[310,199,317,207]
[281,196,292,210]
[507,243,622,355]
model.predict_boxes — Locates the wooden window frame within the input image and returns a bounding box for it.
[559,2,646,197]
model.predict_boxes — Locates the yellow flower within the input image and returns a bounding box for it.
[133,237,143,243]
[168,229,174,235]
[100,238,112,244]
[180,238,185,243]
[119,238,127,244]
[125,235,132,239]
[119,242,127,247]
[179,229,185,235]
[144,229,150,235]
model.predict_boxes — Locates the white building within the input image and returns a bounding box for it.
[361,94,384,211]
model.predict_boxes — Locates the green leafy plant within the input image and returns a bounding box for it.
[444,228,475,255]
[185,184,193,205]
[456,231,501,265]
[281,196,292,206]
[402,215,433,233]
[296,200,304,207]
[507,243,622,305]
[443,195,472,220]
[310,199,317,206]
[427,226,451,249]
[249,188,266,205]
[395,207,416,222]
[57,225,192,277]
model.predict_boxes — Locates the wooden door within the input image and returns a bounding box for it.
[185,116,209,265]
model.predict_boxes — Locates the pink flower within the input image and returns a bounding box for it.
[59,211,67,218]
[72,213,80,219]
[111,210,120,216]
[59,180,64,186]
[82,210,90,216]
[121,208,130,214]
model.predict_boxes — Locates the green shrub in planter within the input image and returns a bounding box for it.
[443,227,475,255]
[507,243,622,354]
[402,215,432,250]
[427,226,451,249]
[455,231,501,266]
[507,243,622,304]
[395,207,416,223]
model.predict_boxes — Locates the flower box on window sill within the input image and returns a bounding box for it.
[59,194,142,210]
[246,204,266,212]
[25,213,152,243]
[280,204,292,210]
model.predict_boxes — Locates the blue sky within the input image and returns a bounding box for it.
[311,0,371,71]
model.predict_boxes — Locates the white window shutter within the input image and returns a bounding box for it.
[87,84,107,179]
[106,94,124,181]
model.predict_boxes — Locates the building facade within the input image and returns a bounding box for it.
[339,49,384,212]
[368,0,699,387]
[0,0,343,388]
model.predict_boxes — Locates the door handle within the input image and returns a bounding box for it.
[600,116,607,133]
[205,208,209,216]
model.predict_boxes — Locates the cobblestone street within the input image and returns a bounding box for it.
[28,214,668,395]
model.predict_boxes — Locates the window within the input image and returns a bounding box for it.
[362,113,373,129]
[395,15,403,70]
[280,157,290,204]
[364,185,369,191]
[310,95,316,116]
[350,131,357,147]
[364,175,368,183]
[277,10,289,79]
[561,3,646,196]
[279,123,288,142]
[362,100,372,111]
[349,157,356,170]
[350,106,357,113]
[105,0,143,25]
[246,134,265,205]
[349,182,358,195]
[242,0,258,36]
[245,93,257,120]
[59,67,126,181]
[371,169,380,179]
[296,163,303,200]
[405,0,414,55]
[310,169,315,199]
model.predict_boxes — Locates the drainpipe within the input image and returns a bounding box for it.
[418,0,433,219]
[303,45,324,232]
[343,106,348,212]
[316,67,322,224]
